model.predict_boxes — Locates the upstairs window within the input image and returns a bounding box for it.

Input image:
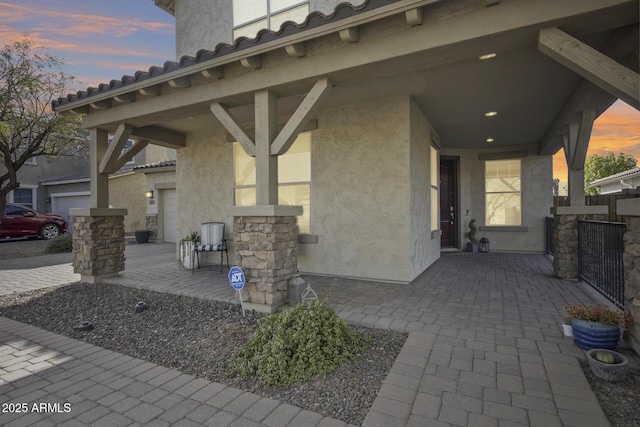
[233,0,309,40]
[485,160,521,226]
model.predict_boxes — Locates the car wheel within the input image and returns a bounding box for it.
[40,223,61,239]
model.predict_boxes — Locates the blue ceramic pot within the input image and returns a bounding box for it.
[571,318,620,350]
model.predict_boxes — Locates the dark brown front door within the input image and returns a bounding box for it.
[440,158,458,247]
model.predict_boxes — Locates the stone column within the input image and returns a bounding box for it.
[71,208,127,283]
[232,205,302,313]
[551,206,607,280]
[617,198,640,354]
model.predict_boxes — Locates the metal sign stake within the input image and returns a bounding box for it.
[228,266,246,317]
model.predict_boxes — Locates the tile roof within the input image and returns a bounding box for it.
[590,167,640,186]
[133,160,177,170]
[53,0,399,109]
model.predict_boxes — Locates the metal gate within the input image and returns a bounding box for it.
[578,220,626,308]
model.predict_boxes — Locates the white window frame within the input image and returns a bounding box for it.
[233,0,309,40]
[430,145,439,232]
[484,159,522,226]
[9,185,37,210]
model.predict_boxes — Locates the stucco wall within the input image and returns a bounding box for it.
[176,126,235,248]
[109,172,147,233]
[441,145,553,253]
[409,99,440,278]
[300,96,413,282]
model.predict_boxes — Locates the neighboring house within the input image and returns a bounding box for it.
[590,167,640,195]
[52,0,639,307]
[8,144,175,237]
[7,154,89,218]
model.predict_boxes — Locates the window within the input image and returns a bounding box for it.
[10,188,35,209]
[485,160,521,226]
[430,146,439,231]
[233,0,309,39]
[233,133,311,233]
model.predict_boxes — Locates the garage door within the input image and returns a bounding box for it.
[162,189,178,243]
[52,194,91,227]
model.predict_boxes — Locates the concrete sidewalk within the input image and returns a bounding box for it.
[0,243,626,426]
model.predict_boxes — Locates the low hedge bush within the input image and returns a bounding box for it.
[229,298,369,387]
[45,233,73,253]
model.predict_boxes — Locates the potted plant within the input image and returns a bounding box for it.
[557,308,574,337]
[586,349,628,383]
[464,219,479,253]
[179,231,200,269]
[134,229,151,244]
[562,303,634,350]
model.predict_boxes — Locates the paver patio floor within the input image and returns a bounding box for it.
[0,243,629,426]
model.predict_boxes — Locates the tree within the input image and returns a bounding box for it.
[584,152,638,195]
[0,39,83,226]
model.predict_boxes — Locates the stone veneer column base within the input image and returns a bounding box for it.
[70,208,127,284]
[618,199,640,355]
[551,206,607,280]
[233,210,300,314]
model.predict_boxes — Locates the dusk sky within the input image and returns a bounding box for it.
[1,0,638,183]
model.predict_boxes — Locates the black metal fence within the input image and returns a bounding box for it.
[578,220,626,308]
[545,216,554,255]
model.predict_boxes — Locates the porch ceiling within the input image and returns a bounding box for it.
[54,0,639,155]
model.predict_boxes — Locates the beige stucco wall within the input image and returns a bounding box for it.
[302,96,413,282]
[176,95,440,283]
[409,99,441,278]
[109,172,147,232]
[441,145,553,253]
[176,126,235,246]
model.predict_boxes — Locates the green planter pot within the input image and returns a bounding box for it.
[571,318,620,350]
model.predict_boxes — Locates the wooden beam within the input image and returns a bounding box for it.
[405,8,423,26]
[285,43,306,57]
[90,99,111,110]
[138,85,161,96]
[255,90,278,205]
[539,27,640,110]
[108,140,149,172]
[571,109,596,170]
[130,126,186,149]
[240,56,262,70]
[201,67,224,80]
[210,103,255,156]
[168,76,191,88]
[339,27,359,43]
[99,123,133,174]
[271,79,333,155]
[90,128,110,208]
[113,93,136,103]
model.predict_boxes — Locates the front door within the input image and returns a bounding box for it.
[440,158,458,247]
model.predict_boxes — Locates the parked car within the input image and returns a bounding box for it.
[1,203,67,239]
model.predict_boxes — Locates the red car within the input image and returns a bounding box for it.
[1,203,67,239]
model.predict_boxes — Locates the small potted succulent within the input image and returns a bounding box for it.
[562,303,634,350]
[586,349,628,383]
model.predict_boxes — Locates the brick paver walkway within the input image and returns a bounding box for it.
[1,243,631,426]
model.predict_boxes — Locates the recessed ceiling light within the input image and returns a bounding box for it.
[486,138,494,143]
[485,111,498,117]
[479,53,497,60]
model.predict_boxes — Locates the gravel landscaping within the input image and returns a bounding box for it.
[0,282,406,425]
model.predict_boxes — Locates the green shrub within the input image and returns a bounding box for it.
[45,233,73,253]
[229,299,369,387]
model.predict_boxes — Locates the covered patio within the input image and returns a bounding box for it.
[104,243,630,426]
